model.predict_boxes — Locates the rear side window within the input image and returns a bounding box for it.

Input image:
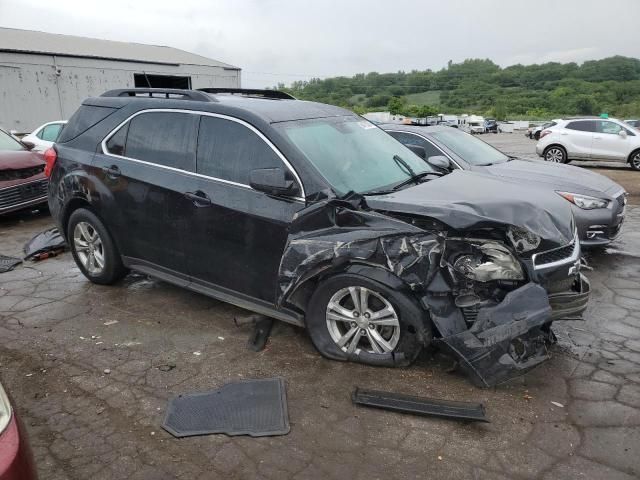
[197,116,285,185]
[58,105,117,143]
[40,123,64,142]
[566,120,595,132]
[388,131,444,159]
[122,112,198,171]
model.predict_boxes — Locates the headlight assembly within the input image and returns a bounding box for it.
[0,381,12,434]
[557,191,609,210]
[452,241,524,282]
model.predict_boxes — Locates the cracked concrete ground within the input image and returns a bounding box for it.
[1,134,639,479]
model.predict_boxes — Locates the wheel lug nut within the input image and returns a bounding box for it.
[360,329,366,335]
[364,312,370,319]
[351,322,357,328]
[369,323,374,329]
[353,312,359,318]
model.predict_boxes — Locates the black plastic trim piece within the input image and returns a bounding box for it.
[101,88,215,102]
[352,387,489,422]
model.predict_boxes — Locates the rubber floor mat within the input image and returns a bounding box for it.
[0,255,21,273]
[162,377,290,438]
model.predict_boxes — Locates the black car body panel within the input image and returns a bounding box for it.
[49,89,590,387]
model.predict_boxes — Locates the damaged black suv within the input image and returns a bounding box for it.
[47,88,590,387]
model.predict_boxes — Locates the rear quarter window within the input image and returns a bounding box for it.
[565,120,595,132]
[57,105,117,143]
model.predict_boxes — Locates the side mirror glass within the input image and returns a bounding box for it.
[250,167,300,197]
[426,155,451,170]
[406,144,426,159]
[22,140,36,151]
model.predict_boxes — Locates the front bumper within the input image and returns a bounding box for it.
[0,178,48,216]
[436,274,590,388]
[573,198,626,247]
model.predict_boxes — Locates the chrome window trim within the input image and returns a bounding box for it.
[531,229,580,270]
[100,108,306,202]
[384,129,463,169]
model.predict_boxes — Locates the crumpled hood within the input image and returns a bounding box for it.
[365,170,575,244]
[485,159,623,197]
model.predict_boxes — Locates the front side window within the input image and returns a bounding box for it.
[0,130,25,151]
[275,117,433,195]
[597,121,623,135]
[197,116,289,185]
[109,112,198,171]
[388,131,444,160]
[41,123,64,142]
[566,120,595,132]
[430,128,509,166]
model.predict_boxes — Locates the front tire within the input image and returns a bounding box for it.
[306,274,429,367]
[67,208,127,285]
[629,150,640,171]
[544,145,567,164]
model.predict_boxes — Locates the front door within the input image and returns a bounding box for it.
[182,114,305,303]
[592,120,633,162]
[92,110,199,280]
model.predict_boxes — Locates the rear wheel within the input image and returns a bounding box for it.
[629,150,640,171]
[306,274,428,367]
[544,146,567,164]
[67,208,127,285]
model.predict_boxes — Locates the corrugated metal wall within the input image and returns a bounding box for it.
[0,52,241,132]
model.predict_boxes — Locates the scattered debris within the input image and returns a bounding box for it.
[438,456,443,461]
[103,320,119,326]
[25,373,33,377]
[550,401,564,408]
[0,254,22,273]
[524,394,533,401]
[352,387,489,422]
[103,368,111,375]
[23,228,67,261]
[157,363,176,372]
[192,351,201,356]
[217,336,225,341]
[247,316,274,352]
[162,378,290,438]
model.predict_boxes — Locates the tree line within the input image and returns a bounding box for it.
[275,56,640,120]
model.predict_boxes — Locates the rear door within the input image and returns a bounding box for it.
[592,120,633,162]
[183,114,305,303]
[563,120,595,159]
[93,110,199,282]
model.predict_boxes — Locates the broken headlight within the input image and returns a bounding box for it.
[507,226,541,253]
[453,241,524,282]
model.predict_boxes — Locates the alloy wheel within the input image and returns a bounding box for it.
[545,148,564,163]
[632,152,640,170]
[73,221,105,274]
[325,286,400,355]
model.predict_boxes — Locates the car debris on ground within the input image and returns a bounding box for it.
[23,227,66,260]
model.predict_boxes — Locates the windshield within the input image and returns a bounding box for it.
[276,117,433,195]
[0,130,25,151]
[430,128,509,166]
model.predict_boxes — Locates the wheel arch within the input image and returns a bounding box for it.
[627,148,640,164]
[543,143,568,160]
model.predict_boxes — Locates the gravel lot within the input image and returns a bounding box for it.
[1,133,639,480]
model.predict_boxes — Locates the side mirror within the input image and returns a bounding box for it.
[406,144,426,159]
[618,130,628,139]
[426,155,451,170]
[22,140,36,150]
[250,167,300,197]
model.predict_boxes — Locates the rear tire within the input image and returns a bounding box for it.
[544,145,567,164]
[67,208,127,285]
[305,274,429,367]
[629,149,640,171]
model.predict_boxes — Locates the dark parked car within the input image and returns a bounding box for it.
[383,124,627,247]
[484,118,498,133]
[47,88,589,387]
[0,129,48,215]
[0,380,38,480]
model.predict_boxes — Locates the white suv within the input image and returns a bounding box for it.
[536,117,640,170]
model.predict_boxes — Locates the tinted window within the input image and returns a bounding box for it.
[105,122,129,156]
[388,132,444,159]
[125,112,198,171]
[566,120,595,132]
[58,105,117,143]
[430,128,509,166]
[41,123,64,142]
[197,116,286,185]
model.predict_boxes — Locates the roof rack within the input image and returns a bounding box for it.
[101,88,215,102]
[197,88,295,100]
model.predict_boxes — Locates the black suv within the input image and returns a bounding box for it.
[47,88,589,387]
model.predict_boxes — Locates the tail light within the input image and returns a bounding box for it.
[43,147,57,177]
[539,129,552,139]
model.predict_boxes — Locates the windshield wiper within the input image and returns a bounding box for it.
[390,171,440,191]
[393,155,417,180]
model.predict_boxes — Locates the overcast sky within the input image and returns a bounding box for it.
[1,0,639,88]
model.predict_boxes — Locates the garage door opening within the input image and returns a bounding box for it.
[134,74,191,89]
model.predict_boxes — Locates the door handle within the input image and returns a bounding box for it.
[593,136,601,140]
[184,191,212,207]
[102,165,121,177]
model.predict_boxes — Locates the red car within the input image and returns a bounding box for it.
[0,380,38,479]
[0,128,48,215]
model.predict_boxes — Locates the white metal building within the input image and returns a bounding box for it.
[0,27,241,132]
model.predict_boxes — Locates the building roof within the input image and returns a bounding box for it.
[0,27,239,69]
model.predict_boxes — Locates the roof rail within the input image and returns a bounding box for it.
[197,88,296,100]
[101,88,215,102]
